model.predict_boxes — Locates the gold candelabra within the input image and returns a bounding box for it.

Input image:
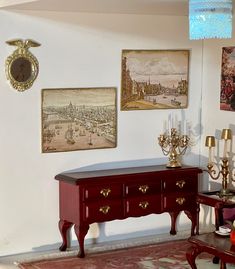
[205,128,234,197]
[158,128,190,168]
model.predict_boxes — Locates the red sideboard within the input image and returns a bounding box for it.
[55,165,202,257]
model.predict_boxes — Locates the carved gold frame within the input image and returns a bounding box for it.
[5,39,40,92]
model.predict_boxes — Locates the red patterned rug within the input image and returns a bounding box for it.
[18,240,214,269]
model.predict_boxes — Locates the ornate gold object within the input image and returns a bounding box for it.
[158,128,190,168]
[138,185,149,194]
[176,197,186,205]
[139,201,149,209]
[5,39,40,91]
[99,205,110,214]
[176,180,186,189]
[205,129,234,197]
[221,129,232,140]
[205,136,215,148]
[100,188,111,198]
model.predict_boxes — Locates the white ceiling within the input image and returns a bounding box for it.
[0,0,189,15]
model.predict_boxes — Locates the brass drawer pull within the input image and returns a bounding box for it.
[176,197,186,205]
[138,185,149,194]
[176,180,186,189]
[139,201,149,209]
[100,188,111,198]
[99,205,111,214]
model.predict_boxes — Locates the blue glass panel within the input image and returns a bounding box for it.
[189,0,232,40]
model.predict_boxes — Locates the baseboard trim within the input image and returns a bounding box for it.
[13,226,214,265]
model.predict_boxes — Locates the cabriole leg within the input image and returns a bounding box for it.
[58,219,73,251]
[169,211,180,235]
[186,245,201,269]
[74,224,89,258]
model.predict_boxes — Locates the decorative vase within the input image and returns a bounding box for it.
[230,231,235,245]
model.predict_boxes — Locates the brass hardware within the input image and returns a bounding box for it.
[206,158,232,197]
[138,185,149,194]
[221,129,232,140]
[205,136,215,147]
[158,128,190,168]
[205,128,235,197]
[5,39,41,91]
[139,201,149,209]
[100,188,111,198]
[176,180,186,189]
[99,205,110,214]
[176,197,186,205]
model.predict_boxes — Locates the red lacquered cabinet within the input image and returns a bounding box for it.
[55,165,202,257]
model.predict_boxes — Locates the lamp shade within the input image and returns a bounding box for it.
[189,0,233,40]
[221,128,232,140]
[205,136,216,147]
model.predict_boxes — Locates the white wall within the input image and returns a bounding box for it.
[0,10,203,256]
[200,36,235,191]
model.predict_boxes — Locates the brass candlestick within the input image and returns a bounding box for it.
[205,128,234,197]
[158,128,190,168]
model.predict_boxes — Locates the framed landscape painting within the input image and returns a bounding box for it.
[121,50,189,111]
[41,87,117,153]
[220,47,235,111]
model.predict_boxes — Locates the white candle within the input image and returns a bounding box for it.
[181,120,183,134]
[175,114,178,130]
[163,120,167,133]
[171,112,174,129]
[223,140,228,158]
[184,121,187,134]
[168,114,171,131]
[209,147,212,164]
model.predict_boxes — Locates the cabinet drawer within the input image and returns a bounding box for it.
[125,194,161,217]
[162,176,197,193]
[125,180,161,197]
[83,200,123,223]
[82,183,123,201]
[163,193,196,211]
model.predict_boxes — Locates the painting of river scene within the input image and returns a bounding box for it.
[121,50,189,110]
[41,88,117,153]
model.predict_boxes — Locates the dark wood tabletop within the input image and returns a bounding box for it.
[187,233,235,269]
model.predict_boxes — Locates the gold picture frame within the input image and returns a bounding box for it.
[41,87,117,153]
[220,47,235,111]
[121,49,189,111]
[5,39,40,92]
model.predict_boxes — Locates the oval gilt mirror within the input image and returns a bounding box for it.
[5,39,41,92]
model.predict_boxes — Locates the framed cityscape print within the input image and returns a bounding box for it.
[121,50,189,111]
[220,47,235,111]
[41,87,117,153]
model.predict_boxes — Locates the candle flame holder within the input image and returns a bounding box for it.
[158,128,190,168]
[205,128,234,197]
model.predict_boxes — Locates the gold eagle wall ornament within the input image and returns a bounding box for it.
[5,39,41,92]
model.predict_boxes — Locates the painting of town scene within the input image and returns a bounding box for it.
[220,47,235,111]
[41,88,117,153]
[121,50,189,110]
